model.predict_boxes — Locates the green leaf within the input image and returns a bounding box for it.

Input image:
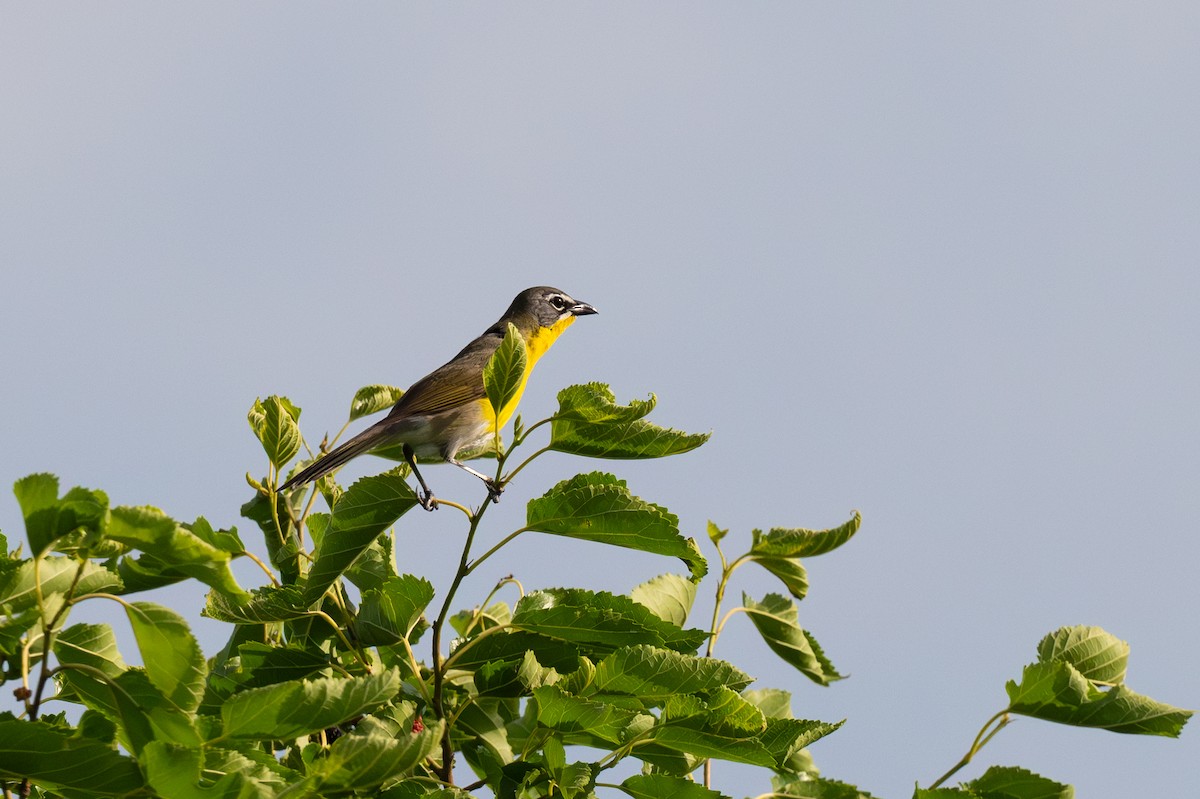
[0,557,121,613]
[758,718,843,767]
[549,383,710,459]
[221,668,401,740]
[448,630,582,673]
[774,774,880,798]
[913,790,978,798]
[1035,626,1128,686]
[749,511,862,558]
[231,642,334,688]
[475,650,560,697]
[1006,661,1191,736]
[303,469,419,606]
[357,574,435,647]
[747,554,810,600]
[305,723,444,793]
[706,521,728,545]
[203,585,307,624]
[186,517,244,555]
[484,321,529,426]
[54,623,126,678]
[966,765,1073,799]
[743,688,793,719]
[649,725,775,768]
[533,684,654,745]
[742,593,843,685]
[14,474,110,556]
[511,588,707,655]
[249,395,302,470]
[631,573,697,628]
[108,506,246,598]
[125,602,206,712]
[620,774,728,799]
[350,384,405,421]
[526,472,707,580]
[594,645,752,701]
[140,741,265,799]
[0,717,145,796]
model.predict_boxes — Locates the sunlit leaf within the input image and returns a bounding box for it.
[526,472,706,580]
[594,645,752,701]
[484,322,528,426]
[631,573,697,628]
[0,718,144,796]
[350,384,405,421]
[549,383,709,459]
[1035,626,1128,686]
[221,669,400,740]
[511,588,706,654]
[125,602,206,712]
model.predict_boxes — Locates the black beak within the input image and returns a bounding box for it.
[571,300,598,316]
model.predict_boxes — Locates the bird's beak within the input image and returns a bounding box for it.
[571,300,598,316]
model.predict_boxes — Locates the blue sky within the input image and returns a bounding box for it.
[2,6,1197,797]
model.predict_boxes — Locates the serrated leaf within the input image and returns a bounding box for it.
[631,573,697,628]
[232,642,333,688]
[967,765,1073,799]
[758,718,843,767]
[0,557,121,613]
[511,588,706,655]
[308,722,444,792]
[0,718,145,796]
[14,474,110,556]
[549,383,710,459]
[594,645,752,701]
[484,322,529,428]
[526,472,707,580]
[748,554,810,600]
[357,575,435,647]
[742,593,843,685]
[125,602,206,712]
[475,650,560,697]
[221,668,401,740]
[249,395,302,470]
[1006,661,1191,736]
[303,469,419,606]
[350,384,405,421]
[774,774,880,798]
[448,630,582,673]
[749,511,861,558]
[108,506,245,598]
[620,774,728,799]
[141,741,266,799]
[203,585,307,624]
[533,684,654,745]
[1035,626,1128,686]
[648,724,775,768]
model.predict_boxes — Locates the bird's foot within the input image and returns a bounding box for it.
[485,479,503,505]
[418,490,439,511]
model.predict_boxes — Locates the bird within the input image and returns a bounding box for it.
[279,286,597,509]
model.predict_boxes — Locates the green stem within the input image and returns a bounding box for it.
[927,709,1012,789]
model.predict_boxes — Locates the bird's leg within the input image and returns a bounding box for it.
[449,458,503,504]
[403,444,438,511]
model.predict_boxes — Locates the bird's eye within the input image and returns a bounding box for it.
[549,295,568,311]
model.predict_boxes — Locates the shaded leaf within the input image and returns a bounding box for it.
[0,717,145,796]
[303,469,419,606]
[307,722,444,793]
[743,593,843,685]
[620,774,728,799]
[125,602,206,712]
[1006,661,1191,736]
[0,557,121,613]
[108,506,245,598]
[967,765,1073,799]
[749,511,861,558]
[533,684,654,745]
[357,574,435,647]
[203,585,307,624]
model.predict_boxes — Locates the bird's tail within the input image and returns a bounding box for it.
[279,422,394,491]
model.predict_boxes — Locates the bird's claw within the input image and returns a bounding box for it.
[418,490,439,511]
[485,480,503,505]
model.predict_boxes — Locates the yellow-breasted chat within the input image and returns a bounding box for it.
[279,286,597,509]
